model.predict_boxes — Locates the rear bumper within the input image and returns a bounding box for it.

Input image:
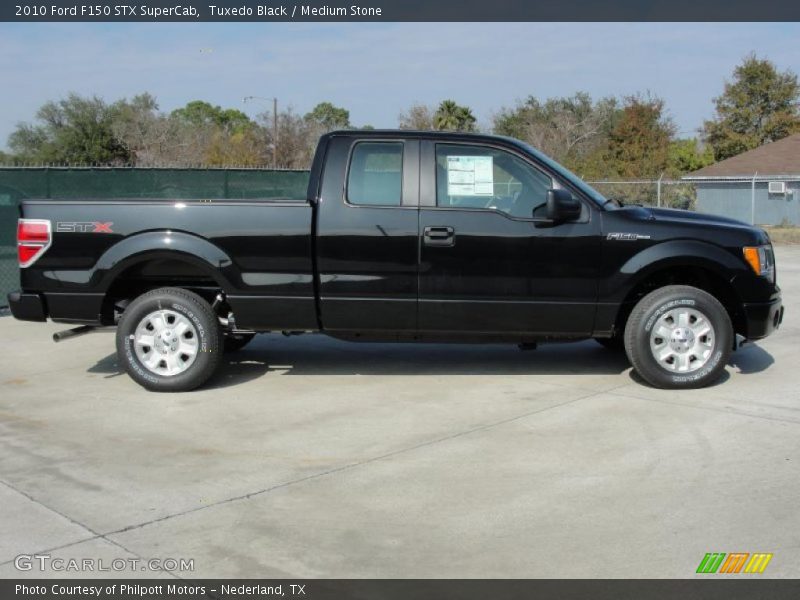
[742,296,784,340]
[8,290,104,324]
[7,291,47,322]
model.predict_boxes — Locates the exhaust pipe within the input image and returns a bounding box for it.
[53,325,96,343]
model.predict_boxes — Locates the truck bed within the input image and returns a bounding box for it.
[18,197,318,330]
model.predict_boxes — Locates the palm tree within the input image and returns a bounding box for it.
[434,100,477,132]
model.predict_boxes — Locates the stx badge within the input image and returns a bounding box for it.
[56,222,113,233]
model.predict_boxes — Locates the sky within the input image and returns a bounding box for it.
[0,22,799,150]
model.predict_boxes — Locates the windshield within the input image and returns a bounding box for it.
[508,139,610,207]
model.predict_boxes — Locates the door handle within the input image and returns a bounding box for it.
[424,226,455,247]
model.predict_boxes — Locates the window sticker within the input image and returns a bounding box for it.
[447,155,493,196]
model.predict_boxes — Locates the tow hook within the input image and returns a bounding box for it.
[53,325,97,343]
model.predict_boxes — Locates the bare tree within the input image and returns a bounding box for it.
[493,93,618,171]
[398,103,435,130]
[257,107,317,169]
[112,95,186,166]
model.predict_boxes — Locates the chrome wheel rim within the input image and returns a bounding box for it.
[133,309,199,376]
[649,307,715,373]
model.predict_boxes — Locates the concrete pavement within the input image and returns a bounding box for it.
[1,247,798,579]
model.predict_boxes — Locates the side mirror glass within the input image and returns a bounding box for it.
[546,188,582,222]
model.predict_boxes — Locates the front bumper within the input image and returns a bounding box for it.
[742,296,784,340]
[7,291,47,322]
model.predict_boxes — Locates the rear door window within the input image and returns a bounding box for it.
[347,142,403,206]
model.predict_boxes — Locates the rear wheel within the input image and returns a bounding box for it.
[624,285,732,389]
[116,287,222,392]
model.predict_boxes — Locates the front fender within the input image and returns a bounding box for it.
[621,239,743,275]
[604,239,748,304]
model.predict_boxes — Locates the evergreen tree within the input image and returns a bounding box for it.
[704,54,800,160]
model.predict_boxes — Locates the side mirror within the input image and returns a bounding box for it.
[546,188,582,222]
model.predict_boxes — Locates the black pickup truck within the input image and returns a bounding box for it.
[9,130,783,391]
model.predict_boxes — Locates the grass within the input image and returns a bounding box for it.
[764,226,800,245]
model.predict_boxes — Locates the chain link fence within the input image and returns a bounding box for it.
[0,166,310,307]
[585,178,697,210]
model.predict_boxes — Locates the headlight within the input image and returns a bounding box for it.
[743,245,776,282]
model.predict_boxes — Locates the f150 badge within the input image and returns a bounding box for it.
[607,232,651,241]
[56,221,113,233]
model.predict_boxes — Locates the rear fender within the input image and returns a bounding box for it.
[97,231,235,291]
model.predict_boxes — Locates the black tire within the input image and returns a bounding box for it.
[624,285,732,389]
[594,336,625,352]
[116,287,222,392]
[224,332,256,352]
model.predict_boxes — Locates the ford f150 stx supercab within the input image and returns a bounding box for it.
[8,131,784,391]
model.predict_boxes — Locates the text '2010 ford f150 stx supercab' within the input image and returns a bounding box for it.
[9,131,784,391]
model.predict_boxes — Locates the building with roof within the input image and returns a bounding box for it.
[683,133,800,226]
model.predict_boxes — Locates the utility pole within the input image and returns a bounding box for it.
[272,97,278,169]
[243,95,278,168]
[656,172,664,207]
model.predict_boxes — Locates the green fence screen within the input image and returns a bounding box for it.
[0,167,310,308]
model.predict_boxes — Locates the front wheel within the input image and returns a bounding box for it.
[624,285,733,389]
[116,287,222,392]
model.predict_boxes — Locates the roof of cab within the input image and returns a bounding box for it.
[324,129,522,145]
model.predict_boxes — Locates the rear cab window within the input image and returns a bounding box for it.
[347,142,403,206]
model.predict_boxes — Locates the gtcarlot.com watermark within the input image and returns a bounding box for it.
[14,554,194,573]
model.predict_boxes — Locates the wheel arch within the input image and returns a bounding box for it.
[618,240,744,279]
[97,231,234,286]
[96,231,236,322]
[609,241,746,338]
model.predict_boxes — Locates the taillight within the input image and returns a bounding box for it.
[17,219,52,268]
